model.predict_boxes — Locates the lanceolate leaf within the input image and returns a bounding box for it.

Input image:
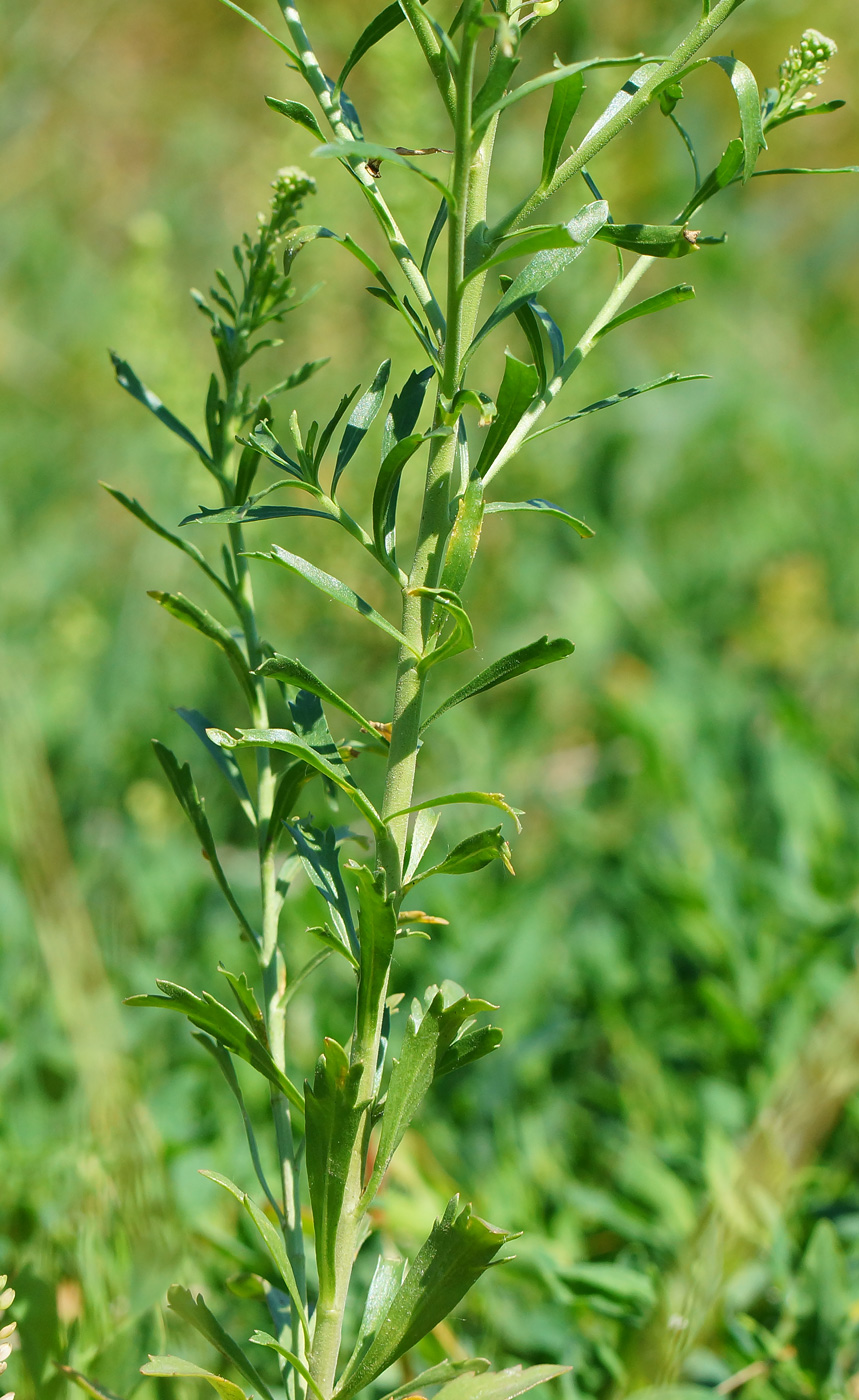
[351,863,398,1043]
[287,819,359,957]
[166,1287,275,1400]
[335,2,424,94]
[215,0,300,63]
[109,352,215,470]
[470,202,607,354]
[440,471,484,596]
[365,983,501,1198]
[249,1336,323,1400]
[485,498,593,539]
[710,55,766,181]
[305,1038,367,1299]
[412,588,475,674]
[526,374,702,442]
[200,1171,310,1339]
[209,726,384,831]
[593,283,695,341]
[466,221,597,283]
[388,791,523,833]
[433,1364,572,1400]
[474,355,540,478]
[472,55,646,139]
[541,71,585,188]
[251,546,418,656]
[100,483,234,606]
[422,636,575,731]
[339,1258,405,1393]
[410,828,514,885]
[148,592,254,701]
[256,656,383,739]
[335,359,392,488]
[595,222,717,258]
[141,1355,250,1400]
[382,366,436,459]
[125,980,304,1110]
[333,1198,518,1400]
[176,707,256,826]
[151,741,256,941]
[372,433,428,561]
[679,137,745,220]
[265,95,325,139]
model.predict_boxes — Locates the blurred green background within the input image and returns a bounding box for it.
[3,0,859,1395]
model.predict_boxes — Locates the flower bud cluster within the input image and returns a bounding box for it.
[779,29,837,110]
[266,166,317,239]
[0,1276,16,1400]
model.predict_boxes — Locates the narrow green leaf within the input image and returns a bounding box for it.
[110,352,215,469]
[200,1171,311,1340]
[485,498,594,539]
[474,354,540,479]
[595,222,716,258]
[541,71,585,188]
[679,137,744,220]
[148,592,254,701]
[151,741,256,942]
[313,141,455,204]
[263,357,330,402]
[526,374,703,442]
[472,55,645,139]
[382,366,436,458]
[333,1198,518,1400]
[404,808,440,884]
[388,791,523,833]
[209,726,384,832]
[351,863,398,1047]
[281,949,332,1010]
[411,588,475,675]
[339,1257,405,1392]
[710,55,765,181]
[60,1368,125,1400]
[268,761,311,854]
[373,433,427,561]
[256,656,382,738]
[176,707,256,826]
[305,1038,367,1300]
[288,819,359,957]
[593,283,695,341]
[335,3,421,94]
[249,1334,324,1400]
[366,984,500,1198]
[433,1364,572,1400]
[410,828,514,885]
[470,202,607,354]
[422,636,574,732]
[218,965,266,1039]
[315,385,361,468]
[751,164,859,178]
[465,222,595,284]
[167,1287,275,1400]
[141,1355,249,1400]
[250,546,419,656]
[334,360,392,488]
[216,0,301,63]
[125,979,303,1109]
[381,1360,492,1400]
[440,471,484,595]
[101,484,234,605]
[265,95,324,139]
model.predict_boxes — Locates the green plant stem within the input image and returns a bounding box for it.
[398,0,457,122]
[279,2,444,337]
[481,254,654,486]
[498,0,749,235]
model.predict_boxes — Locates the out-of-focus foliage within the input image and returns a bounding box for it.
[2,0,859,1396]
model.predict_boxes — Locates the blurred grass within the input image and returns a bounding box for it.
[3,0,859,1396]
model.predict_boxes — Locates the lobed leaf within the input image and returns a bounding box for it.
[305,1038,367,1298]
[287,819,359,957]
[351,863,398,1043]
[332,1198,518,1400]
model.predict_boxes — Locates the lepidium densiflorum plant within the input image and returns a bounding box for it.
[69,4,853,1399]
